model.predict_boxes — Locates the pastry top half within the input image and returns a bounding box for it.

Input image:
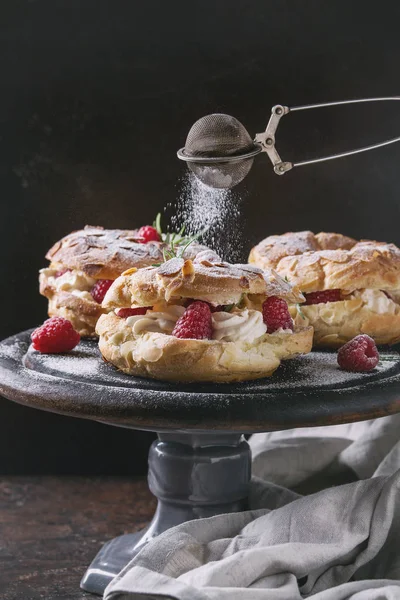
[45,225,211,280]
[102,250,305,309]
[249,230,400,293]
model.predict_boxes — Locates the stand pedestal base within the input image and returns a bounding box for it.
[80,432,251,595]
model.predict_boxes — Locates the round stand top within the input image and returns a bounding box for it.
[1,330,400,433]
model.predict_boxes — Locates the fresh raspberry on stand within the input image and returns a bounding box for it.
[262,296,294,332]
[91,279,114,304]
[31,317,80,353]
[304,289,342,305]
[54,268,71,278]
[337,335,379,372]
[116,307,150,317]
[137,225,161,243]
[172,301,212,339]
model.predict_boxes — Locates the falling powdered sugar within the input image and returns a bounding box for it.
[171,172,245,262]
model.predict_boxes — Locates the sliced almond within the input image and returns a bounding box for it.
[122,267,138,276]
[158,258,184,276]
[164,278,184,302]
[181,259,195,278]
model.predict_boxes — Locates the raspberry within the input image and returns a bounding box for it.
[172,301,212,339]
[137,225,161,243]
[337,335,379,372]
[54,268,71,278]
[116,307,150,317]
[91,279,114,304]
[262,296,293,332]
[185,299,223,312]
[31,317,80,354]
[304,289,342,305]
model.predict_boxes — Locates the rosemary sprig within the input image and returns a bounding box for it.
[296,303,306,320]
[177,237,196,258]
[152,213,209,262]
[153,213,163,237]
[162,247,176,262]
[237,293,246,309]
[223,303,235,312]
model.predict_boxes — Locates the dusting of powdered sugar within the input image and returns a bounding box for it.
[238,350,399,392]
[0,339,27,360]
[22,342,141,388]
[2,335,400,428]
[170,172,246,262]
[20,341,400,394]
[30,348,103,378]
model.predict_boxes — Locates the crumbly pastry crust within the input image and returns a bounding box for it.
[45,225,211,280]
[96,312,313,382]
[249,231,400,293]
[291,297,400,347]
[102,256,305,309]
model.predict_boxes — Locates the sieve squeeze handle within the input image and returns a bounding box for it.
[255,97,400,176]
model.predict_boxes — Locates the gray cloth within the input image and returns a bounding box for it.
[104,415,400,600]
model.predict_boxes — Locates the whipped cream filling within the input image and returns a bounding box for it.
[212,309,267,342]
[125,305,186,335]
[304,288,398,315]
[350,289,397,314]
[42,268,96,299]
[121,305,278,342]
[70,290,94,301]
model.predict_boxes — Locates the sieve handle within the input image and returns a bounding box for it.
[255,97,400,175]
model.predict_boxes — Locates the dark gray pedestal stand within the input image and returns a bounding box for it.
[81,433,250,594]
[1,333,400,596]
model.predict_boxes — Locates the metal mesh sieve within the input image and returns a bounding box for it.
[178,98,400,189]
[187,158,254,189]
[179,114,260,189]
[185,114,254,157]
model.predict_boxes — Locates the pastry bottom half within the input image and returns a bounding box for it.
[291,299,400,347]
[96,313,314,383]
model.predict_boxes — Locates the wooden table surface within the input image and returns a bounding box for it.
[0,477,156,599]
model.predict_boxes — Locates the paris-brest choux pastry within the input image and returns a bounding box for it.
[96,251,313,382]
[249,231,400,347]
[39,225,211,337]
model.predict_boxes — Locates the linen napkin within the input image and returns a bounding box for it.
[104,414,400,599]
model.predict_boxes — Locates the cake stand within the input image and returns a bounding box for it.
[1,330,400,596]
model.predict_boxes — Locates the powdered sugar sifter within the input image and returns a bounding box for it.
[177,97,400,189]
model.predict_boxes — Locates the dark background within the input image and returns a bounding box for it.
[1,0,400,474]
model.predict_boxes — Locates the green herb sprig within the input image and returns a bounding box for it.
[296,303,306,320]
[223,303,235,312]
[153,213,209,261]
